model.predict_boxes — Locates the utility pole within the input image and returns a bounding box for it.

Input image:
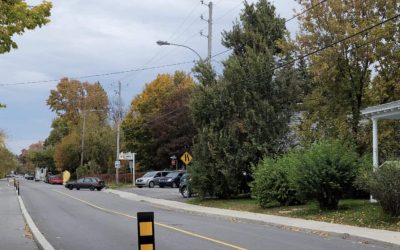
[80,87,87,171]
[115,81,122,184]
[201,1,213,61]
[80,110,86,168]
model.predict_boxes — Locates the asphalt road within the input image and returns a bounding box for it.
[20,179,391,250]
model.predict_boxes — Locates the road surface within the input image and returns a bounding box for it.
[20,180,390,250]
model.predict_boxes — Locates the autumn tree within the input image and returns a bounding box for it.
[0,0,52,54]
[296,0,399,147]
[47,79,113,174]
[190,0,298,198]
[18,141,55,174]
[147,79,196,168]
[47,78,108,125]
[0,131,17,176]
[0,1,51,107]
[123,71,195,170]
[54,130,80,173]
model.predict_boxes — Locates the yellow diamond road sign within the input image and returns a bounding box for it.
[180,152,193,165]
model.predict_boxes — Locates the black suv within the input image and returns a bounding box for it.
[179,173,192,198]
[159,171,185,188]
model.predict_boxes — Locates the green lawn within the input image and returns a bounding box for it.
[188,198,400,231]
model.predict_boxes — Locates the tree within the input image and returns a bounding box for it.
[0,0,52,54]
[47,79,112,175]
[148,80,196,168]
[47,78,108,125]
[54,130,80,173]
[296,0,399,146]
[122,71,195,170]
[0,131,17,176]
[18,141,56,173]
[190,0,298,198]
[44,117,70,146]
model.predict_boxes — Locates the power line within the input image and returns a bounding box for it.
[274,12,400,71]
[0,61,195,87]
[285,0,327,23]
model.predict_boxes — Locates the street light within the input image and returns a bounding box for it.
[156,40,202,60]
[80,109,106,168]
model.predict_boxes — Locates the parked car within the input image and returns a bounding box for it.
[5,173,14,178]
[65,177,105,191]
[49,175,63,185]
[158,171,185,188]
[44,173,54,183]
[179,173,192,198]
[24,173,34,180]
[135,171,171,188]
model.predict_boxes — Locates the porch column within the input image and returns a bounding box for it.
[372,118,379,169]
[370,117,379,203]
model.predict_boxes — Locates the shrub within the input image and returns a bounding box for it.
[76,164,89,179]
[296,140,359,210]
[252,151,304,208]
[359,161,400,216]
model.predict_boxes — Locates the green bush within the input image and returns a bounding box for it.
[76,164,89,179]
[359,161,400,216]
[297,140,359,210]
[252,152,304,208]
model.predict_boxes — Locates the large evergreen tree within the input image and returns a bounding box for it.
[190,0,298,198]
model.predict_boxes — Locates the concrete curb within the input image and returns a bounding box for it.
[105,189,400,248]
[17,194,55,250]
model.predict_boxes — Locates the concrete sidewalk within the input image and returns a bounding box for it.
[0,179,37,250]
[105,189,400,248]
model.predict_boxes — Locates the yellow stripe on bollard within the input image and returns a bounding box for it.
[140,244,154,250]
[139,222,153,236]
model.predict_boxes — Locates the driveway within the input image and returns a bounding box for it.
[117,186,189,202]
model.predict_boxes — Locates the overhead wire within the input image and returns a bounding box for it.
[285,0,328,23]
[131,11,400,127]
[0,61,195,87]
[273,12,400,71]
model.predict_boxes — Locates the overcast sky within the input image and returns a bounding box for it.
[0,0,300,154]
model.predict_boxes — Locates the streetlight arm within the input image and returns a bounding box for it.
[156,40,202,60]
[169,43,202,60]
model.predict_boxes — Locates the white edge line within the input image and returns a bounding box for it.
[17,195,55,250]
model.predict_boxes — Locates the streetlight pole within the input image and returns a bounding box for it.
[80,109,106,170]
[156,40,202,60]
[80,110,86,168]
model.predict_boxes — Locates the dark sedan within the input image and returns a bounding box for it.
[158,171,185,188]
[65,177,105,191]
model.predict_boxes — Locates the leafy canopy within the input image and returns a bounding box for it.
[0,0,52,54]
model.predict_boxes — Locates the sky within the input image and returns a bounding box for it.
[0,0,300,154]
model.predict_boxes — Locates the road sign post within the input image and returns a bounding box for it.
[137,212,155,250]
[119,152,136,187]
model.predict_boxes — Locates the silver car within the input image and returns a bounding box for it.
[135,171,171,188]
